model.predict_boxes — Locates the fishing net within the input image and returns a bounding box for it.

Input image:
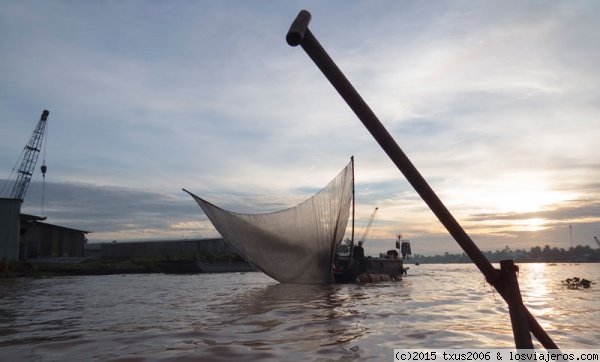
[185,161,353,284]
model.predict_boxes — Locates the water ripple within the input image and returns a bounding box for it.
[1,263,599,360]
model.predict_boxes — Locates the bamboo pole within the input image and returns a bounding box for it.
[286,10,558,350]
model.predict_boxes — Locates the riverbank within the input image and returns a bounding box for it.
[1,256,254,277]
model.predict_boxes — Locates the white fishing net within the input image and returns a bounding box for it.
[186,161,353,284]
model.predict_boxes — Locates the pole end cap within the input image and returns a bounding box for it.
[286,10,312,46]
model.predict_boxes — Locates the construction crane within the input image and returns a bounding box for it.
[1,110,49,201]
[358,207,378,244]
[595,236,600,248]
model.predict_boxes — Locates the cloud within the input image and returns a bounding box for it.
[2,1,599,256]
[18,180,207,240]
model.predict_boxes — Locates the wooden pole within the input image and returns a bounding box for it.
[286,9,558,350]
[499,260,533,349]
[349,156,355,262]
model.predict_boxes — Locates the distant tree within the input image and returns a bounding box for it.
[530,246,542,260]
[542,245,552,256]
[402,243,600,264]
[336,238,353,254]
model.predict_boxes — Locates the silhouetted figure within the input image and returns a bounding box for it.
[353,241,366,273]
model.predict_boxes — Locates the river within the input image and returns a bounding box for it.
[1,263,598,361]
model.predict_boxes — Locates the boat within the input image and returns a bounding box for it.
[332,253,405,283]
[184,157,404,284]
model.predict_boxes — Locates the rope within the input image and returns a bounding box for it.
[41,176,46,216]
[40,116,48,216]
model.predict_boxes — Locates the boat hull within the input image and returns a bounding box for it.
[333,256,404,283]
[364,258,404,279]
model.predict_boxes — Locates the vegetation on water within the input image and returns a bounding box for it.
[562,277,594,289]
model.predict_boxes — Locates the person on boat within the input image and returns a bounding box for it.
[353,241,366,273]
[353,241,364,260]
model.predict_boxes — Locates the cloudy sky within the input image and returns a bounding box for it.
[1,1,599,256]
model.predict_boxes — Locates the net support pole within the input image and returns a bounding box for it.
[286,9,558,350]
[349,156,355,262]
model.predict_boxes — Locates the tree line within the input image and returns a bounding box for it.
[409,244,600,264]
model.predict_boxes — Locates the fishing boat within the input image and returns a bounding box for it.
[184,157,405,284]
[332,254,405,283]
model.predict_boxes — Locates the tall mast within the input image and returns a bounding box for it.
[348,156,355,260]
[351,155,355,244]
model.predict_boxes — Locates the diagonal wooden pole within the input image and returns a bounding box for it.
[286,9,557,350]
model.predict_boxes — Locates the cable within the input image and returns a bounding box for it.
[40,117,48,216]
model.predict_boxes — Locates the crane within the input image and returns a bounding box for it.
[595,236,600,248]
[1,110,49,201]
[358,207,378,244]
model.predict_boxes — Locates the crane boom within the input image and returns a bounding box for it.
[359,207,378,244]
[6,110,49,201]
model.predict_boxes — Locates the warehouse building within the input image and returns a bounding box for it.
[19,214,88,259]
[2,198,89,261]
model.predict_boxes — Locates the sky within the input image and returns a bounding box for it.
[1,1,599,256]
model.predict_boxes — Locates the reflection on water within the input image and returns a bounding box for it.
[519,263,555,328]
[518,263,600,348]
[193,283,369,359]
[1,263,599,361]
